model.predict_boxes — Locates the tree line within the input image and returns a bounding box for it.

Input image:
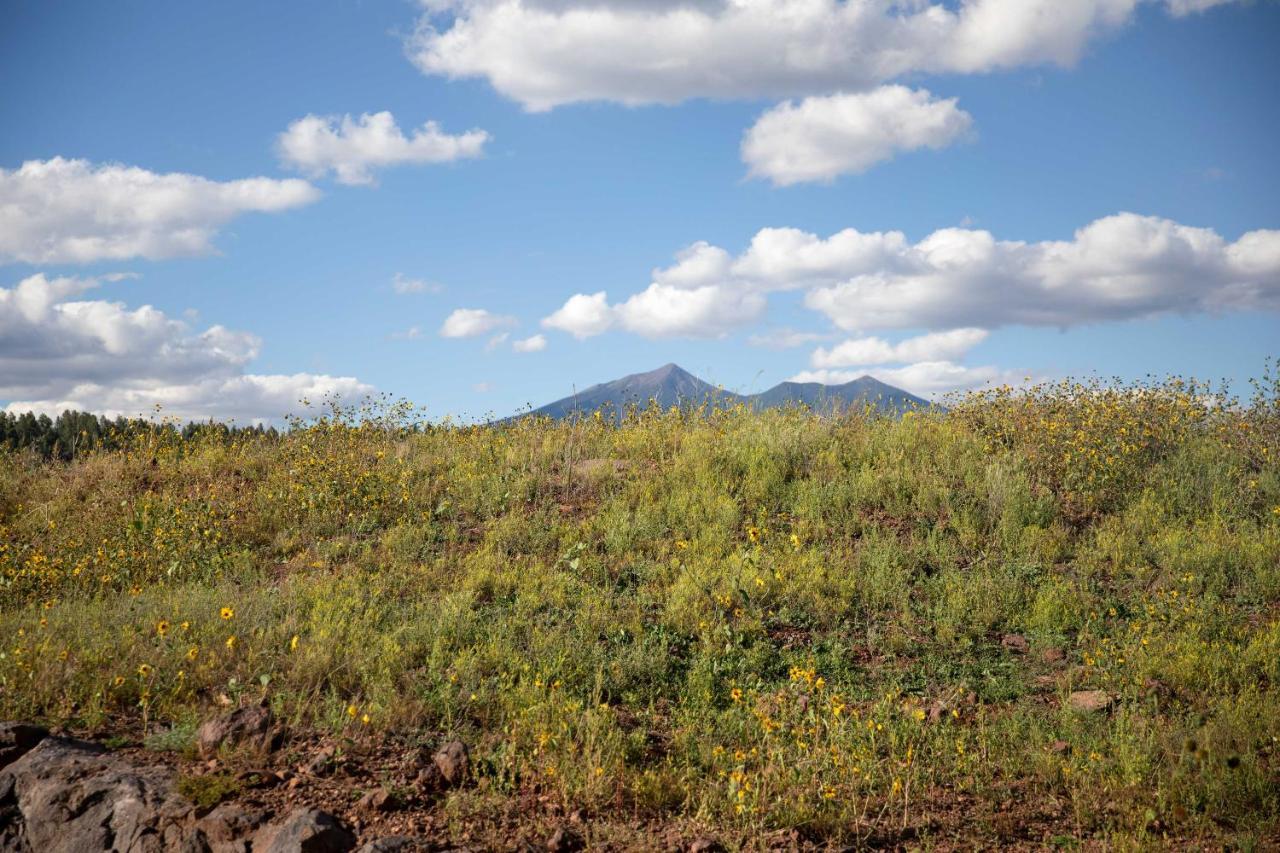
[0,409,277,461]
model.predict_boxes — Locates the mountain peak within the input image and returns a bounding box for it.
[523,364,930,420]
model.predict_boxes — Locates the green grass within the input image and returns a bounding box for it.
[1,376,1279,846]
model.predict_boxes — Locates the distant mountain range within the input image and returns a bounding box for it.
[519,363,930,420]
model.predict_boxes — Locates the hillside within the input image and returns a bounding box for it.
[1,377,1277,849]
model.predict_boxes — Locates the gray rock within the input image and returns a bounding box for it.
[252,808,355,853]
[0,736,197,852]
[0,722,48,771]
[355,839,421,853]
[192,803,269,853]
[432,740,469,787]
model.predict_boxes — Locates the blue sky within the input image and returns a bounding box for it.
[2,0,1277,422]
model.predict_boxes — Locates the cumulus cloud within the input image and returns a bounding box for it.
[440,307,517,337]
[409,0,1238,110]
[811,328,988,368]
[277,111,489,185]
[0,274,372,422]
[569,214,1279,337]
[542,291,615,338]
[801,214,1280,331]
[512,333,547,352]
[0,158,320,265]
[790,361,1024,398]
[541,284,765,339]
[742,87,973,185]
[392,272,443,294]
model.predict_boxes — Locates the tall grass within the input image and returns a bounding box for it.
[1,373,1278,845]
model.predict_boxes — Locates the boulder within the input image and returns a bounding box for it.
[1000,633,1029,654]
[357,786,399,813]
[432,740,469,788]
[196,703,279,759]
[252,808,355,853]
[0,735,197,852]
[0,722,48,771]
[1066,690,1115,714]
[546,826,583,852]
[193,803,269,853]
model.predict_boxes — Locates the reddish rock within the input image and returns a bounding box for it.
[1067,690,1115,714]
[197,703,279,759]
[432,740,469,788]
[1001,633,1029,653]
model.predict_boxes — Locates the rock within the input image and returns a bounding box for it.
[197,703,279,759]
[1042,647,1066,664]
[0,735,197,853]
[252,808,355,853]
[1049,740,1072,755]
[194,803,269,853]
[358,786,399,813]
[546,826,583,852]
[688,839,723,853]
[355,839,421,853]
[432,740,469,788]
[1000,633,1029,654]
[302,745,337,776]
[1067,690,1115,714]
[0,722,48,771]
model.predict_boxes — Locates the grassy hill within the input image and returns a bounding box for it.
[1,376,1278,848]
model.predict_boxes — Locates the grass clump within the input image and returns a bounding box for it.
[1,372,1279,846]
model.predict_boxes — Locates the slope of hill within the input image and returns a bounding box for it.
[523,363,929,419]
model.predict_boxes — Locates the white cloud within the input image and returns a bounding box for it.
[542,284,765,339]
[409,0,1237,110]
[485,331,510,351]
[791,361,1024,399]
[580,214,1279,336]
[0,274,372,422]
[542,291,614,338]
[802,214,1280,331]
[812,328,989,367]
[392,272,443,294]
[0,158,320,265]
[742,87,973,185]
[512,333,547,352]
[616,284,765,338]
[440,307,517,338]
[277,111,489,185]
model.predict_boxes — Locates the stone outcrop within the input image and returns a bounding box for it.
[0,735,196,852]
[0,723,356,853]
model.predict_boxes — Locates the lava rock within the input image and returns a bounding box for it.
[0,735,197,853]
[432,740,469,788]
[196,703,279,759]
[252,808,355,853]
[1067,690,1115,714]
[0,722,48,771]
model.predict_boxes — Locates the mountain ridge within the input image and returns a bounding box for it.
[519,363,931,420]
